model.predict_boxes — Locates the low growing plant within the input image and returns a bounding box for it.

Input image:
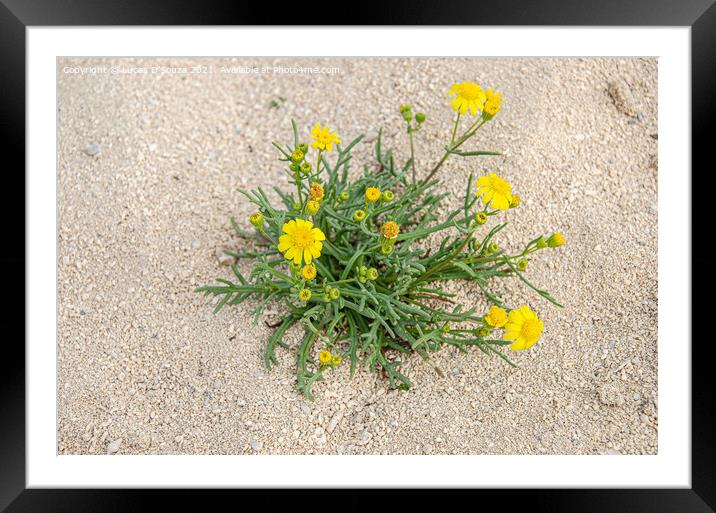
[197,81,565,399]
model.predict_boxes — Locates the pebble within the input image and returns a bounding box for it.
[607,79,638,117]
[83,143,101,156]
[215,247,235,266]
[106,438,122,454]
[250,439,263,451]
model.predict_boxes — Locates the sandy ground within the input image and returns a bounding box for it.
[57,57,658,455]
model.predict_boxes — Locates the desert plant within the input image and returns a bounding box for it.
[197,81,565,399]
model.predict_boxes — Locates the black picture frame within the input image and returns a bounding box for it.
[2,1,713,511]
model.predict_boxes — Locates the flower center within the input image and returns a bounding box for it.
[459,83,482,100]
[521,319,541,340]
[492,179,510,195]
[292,228,314,248]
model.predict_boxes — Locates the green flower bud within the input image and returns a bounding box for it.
[382,190,395,202]
[249,212,264,228]
[399,104,412,113]
[547,231,565,248]
[475,212,488,225]
[290,149,305,163]
[298,289,312,302]
[440,322,450,334]
[323,293,332,302]
[367,268,379,281]
[415,112,426,123]
[488,242,500,254]
[289,163,300,173]
[381,243,394,255]
[292,202,301,211]
[300,162,312,175]
[339,191,350,202]
[359,266,368,276]
[402,110,413,122]
[330,288,341,300]
[517,258,529,271]
[536,236,548,249]
[358,276,367,284]
[353,209,367,222]
[297,143,308,154]
[477,327,491,338]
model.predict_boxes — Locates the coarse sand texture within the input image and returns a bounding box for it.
[58,57,657,455]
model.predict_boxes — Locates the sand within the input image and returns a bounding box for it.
[57,57,658,455]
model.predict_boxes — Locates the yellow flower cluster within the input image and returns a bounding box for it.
[318,350,342,367]
[481,305,544,351]
[447,81,503,117]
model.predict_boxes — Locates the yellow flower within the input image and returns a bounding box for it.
[318,350,332,364]
[509,194,521,208]
[331,354,342,366]
[307,199,320,215]
[380,221,400,240]
[547,232,565,247]
[365,187,381,203]
[484,101,501,116]
[291,148,305,163]
[309,183,324,201]
[476,172,513,210]
[301,264,317,281]
[310,123,341,152]
[298,288,312,302]
[277,219,326,265]
[484,305,508,328]
[447,81,486,115]
[503,306,544,351]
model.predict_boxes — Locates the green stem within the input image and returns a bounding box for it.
[409,128,416,183]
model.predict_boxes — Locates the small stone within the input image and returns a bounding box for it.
[106,438,122,454]
[250,439,263,451]
[313,427,327,446]
[327,411,344,434]
[148,143,157,152]
[83,143,101,156]
[236,399,246,407]
[300,403,311,416]
[215,247,235,266]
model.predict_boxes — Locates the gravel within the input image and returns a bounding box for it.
[58,57,657,455]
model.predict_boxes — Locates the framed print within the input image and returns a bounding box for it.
[3,0,715,511]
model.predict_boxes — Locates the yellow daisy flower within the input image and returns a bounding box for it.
[476,173,513,210]
[503,305,544,351]
[310,124,341,152]
[380,221,400,240]
[318,350,332,364]
[484,305,508,328]
[447,81,487,115]
[277,219,326,265]
[365,187,381,203]
[309,183,324,201]
[301,264,317,281]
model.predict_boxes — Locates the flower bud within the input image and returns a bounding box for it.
[415,112,426,123]
[487,242,499,254]
[509,195,521,208]
[331,354,342,366]
[402,110,413,122]
[477,327,491,338]
[399,104,412,113]
[339,191,350,202]
[440,322,451,334]
[249,212,264,228]
[298,289,312,302]
[297,143,308,154]
[381,242,394,255]
[290,149,305,163]
[300,162,312,175]
[517,258,528,271]
[353,209,367,222]
[289,163,300,173]
[475,212,488,225]
[330,288,341,300]
[382,190,395,202]
[367,268,379,281]
[359,266,368,276]
[547,232,565,248]
[536,236,548,249]
[307,200,320,215]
